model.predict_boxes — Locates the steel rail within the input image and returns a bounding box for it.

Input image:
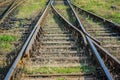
[0,0,15,19]
[25,1,51,56]
[4,1,51,80]
[67,0,113,79]
[70,0,120,77]
[51,2,87,46]
[0,0,14,19]
[0,0,13,7]
[58,0,113,79]
[53,1,101,45]
[69,0,120,71]
[93,41,120,66]
[4,0,118,79]
[51,3,113,79]
[64,0,101,45]
[0,0,24,24]
[71,3,120,30]
[51,1,112,79]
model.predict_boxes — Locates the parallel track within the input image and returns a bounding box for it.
[0,0,24,26]
[0,0,45,79]
[4,0,120,80]
[0,0,13,18]
[0,0,30,79]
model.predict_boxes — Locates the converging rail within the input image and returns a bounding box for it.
[4,0,120,80]
[52,0,113,79]
[69,0,120,77]
[53,0,120,79]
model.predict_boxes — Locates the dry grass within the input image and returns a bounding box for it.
[0,0,48,53]
[16,0,48,18]
[70,0,120,24]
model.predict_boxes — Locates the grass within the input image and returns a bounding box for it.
[0,34,18,52]
[55,4,69,10]
[0,0,48,53]
[55,4,70,21]
[55,4,76,26]
[0,34,17,42]
[57,78,65,80]
[70,0,120,24]
[23,65,95,74]
[0,0,48,50]
[16,0,48,18]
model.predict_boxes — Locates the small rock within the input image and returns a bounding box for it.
[111,5,117,10]
[10,17,18,21]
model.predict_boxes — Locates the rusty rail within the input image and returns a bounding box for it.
[70,0,120,75]
[4,0,119,80]
[4,1,51,80]
[0,0,24,24]
[51,0,113,79]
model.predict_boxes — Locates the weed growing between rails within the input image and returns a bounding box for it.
[54,1,77,27]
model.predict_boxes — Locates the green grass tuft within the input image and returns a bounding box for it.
[55,4,76,26]
[0,34,17,42]
[23,65,95,74]
[0,34,18,52]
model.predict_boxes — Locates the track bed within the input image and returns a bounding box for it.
[21,10,100,80]
[4,0,120,80]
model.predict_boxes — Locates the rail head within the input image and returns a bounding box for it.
[69,0,120,69]
[52,3,113,79]
[66,0,101,45]
[86,36,113,80]
[93,41,120,66]
[51,1,100,45]
[51,0,113,79]
[0,0,14,19]
[4,1,51,80]
[0,0,24,24]
[66,0,113,79]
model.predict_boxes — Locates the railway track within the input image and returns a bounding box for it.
[0,0,29,79]
[72,4,120,61]
[69,0,120,74]
[0,0,14,18]
[0,0,24,28]
[22,9,97,80]
[53,0,120,78]
[4,0,120,80]
[0,0,48,79]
